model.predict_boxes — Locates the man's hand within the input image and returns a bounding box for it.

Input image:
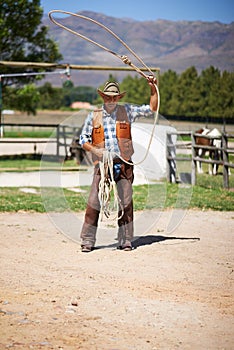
[92,147,105,158]
[82,142,105,159]
[147,75,157,87]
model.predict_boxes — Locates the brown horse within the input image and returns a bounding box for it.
[194,128,222,175]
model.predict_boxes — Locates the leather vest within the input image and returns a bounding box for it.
[92,105,134,162]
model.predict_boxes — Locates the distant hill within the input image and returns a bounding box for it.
[43,11,234,86]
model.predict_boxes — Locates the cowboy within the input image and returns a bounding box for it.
[79,77,158,252]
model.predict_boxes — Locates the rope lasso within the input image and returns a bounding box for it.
[49,10,160,166]
[48,10,155,78]
[98,151,124,221]
[49,10,160,219]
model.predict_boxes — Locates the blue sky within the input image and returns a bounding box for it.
[41,0,234,23]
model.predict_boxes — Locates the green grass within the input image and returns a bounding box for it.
[196,173,234,189]
[0,158,233,212]
[4,130,54,138]
[0,182,233,212]
[174,154,234,189]
[0,188,45,212]
[0,157,80,171]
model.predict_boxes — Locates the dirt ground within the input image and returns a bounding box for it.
[0,209,233,350]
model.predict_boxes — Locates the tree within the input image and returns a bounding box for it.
[0,0,62,89]
[220,71,234,119]
[159,70,179,116]
[16,84,40,115]
[198,66,221,117]
[121,76,151,105]
[37,82,63,110]
[0,0,63,116]
[174,66,199,116]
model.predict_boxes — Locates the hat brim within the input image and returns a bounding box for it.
[97,89,126,99]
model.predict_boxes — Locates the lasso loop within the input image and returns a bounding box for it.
[48,10,155,78]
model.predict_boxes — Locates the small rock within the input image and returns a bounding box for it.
[71,300,79,307]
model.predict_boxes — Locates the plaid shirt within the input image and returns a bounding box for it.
[79,103,153,154]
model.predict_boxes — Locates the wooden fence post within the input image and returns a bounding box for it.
[191,132,197,186]
[62,125,68,159]
[191,132,196,186]
[166,132,176,183]
[56,125,60,157]
[222,133,229,189]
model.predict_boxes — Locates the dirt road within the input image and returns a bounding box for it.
[0,210,233,349]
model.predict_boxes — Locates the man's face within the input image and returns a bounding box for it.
[103,95,121,112]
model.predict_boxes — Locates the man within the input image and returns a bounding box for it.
[79,77,158,252]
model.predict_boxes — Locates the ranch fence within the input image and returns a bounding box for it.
[0,123,84,160]
[166,131,234,189]
[1,123,234,189]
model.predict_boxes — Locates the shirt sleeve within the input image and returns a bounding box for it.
[79,112,93,146]
[125,104,154,123]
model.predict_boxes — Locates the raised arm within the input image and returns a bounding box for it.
[146,75,158,112]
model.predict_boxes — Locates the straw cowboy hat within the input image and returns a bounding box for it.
[97,81,126,99]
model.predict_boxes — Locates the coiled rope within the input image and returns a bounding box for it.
[49,10,160,219]
[98,151,124,220]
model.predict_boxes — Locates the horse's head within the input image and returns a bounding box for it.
[195,128,212,146]
[195,128,204,135]
[195,128,211,135]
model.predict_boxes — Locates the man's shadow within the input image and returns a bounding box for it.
[132,235,200,249]
[96,235,200,250]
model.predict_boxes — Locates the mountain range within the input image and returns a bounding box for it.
[43,11,234,86]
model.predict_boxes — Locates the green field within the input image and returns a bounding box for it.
[0,157,78,171]
[0,180,233,213]
[4,130,54,138]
